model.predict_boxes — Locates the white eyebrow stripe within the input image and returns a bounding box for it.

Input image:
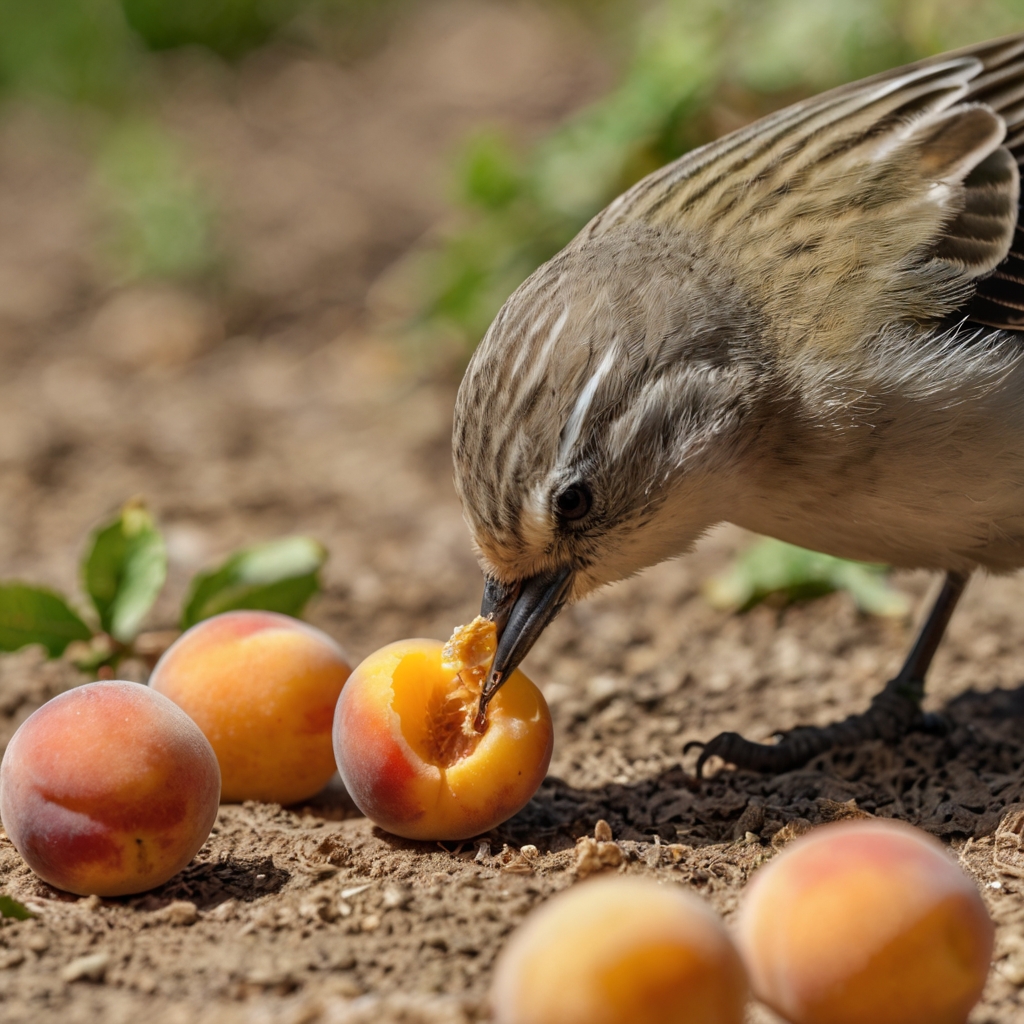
[558,344,617,461]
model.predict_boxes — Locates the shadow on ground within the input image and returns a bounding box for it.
[493,683,1024,851]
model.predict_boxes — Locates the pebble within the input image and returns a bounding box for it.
[153,901,199,927]
[0,949,24,969]
[382,885,413,910]
[61,951,110,984]
[574,836,624,878]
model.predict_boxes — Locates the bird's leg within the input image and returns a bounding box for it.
[686,571,969,777]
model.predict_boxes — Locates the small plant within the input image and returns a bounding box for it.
[703,538,909,618]
[0,499,327,672]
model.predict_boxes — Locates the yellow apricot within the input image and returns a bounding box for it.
[491,876,748,1024]
[737,819,994,1024]
[150,610,351,804]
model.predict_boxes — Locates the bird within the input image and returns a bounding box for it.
[452,33,1024,774]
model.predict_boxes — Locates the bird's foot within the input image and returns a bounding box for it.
[685,675,940,778]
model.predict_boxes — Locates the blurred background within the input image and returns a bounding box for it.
[2,0,1024,665]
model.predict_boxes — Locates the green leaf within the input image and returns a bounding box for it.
[0,584,92,657]
[703,538,910,618]
[0,895,33,920]
[181,536,326,629]
[82,500,167,643]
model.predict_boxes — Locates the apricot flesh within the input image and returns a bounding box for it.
[491,876,748,1024]
[0,681,220,897]
[737,819,994,1024]
[332,618,553,840]
[150,610,351,804]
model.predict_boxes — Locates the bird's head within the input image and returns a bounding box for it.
[452,222,767,712]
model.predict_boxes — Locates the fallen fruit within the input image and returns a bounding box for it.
[333,617,552,840]
[490,875,748,1024]
[0,681,220,897]
[149,610,351,804]
[737,818,994,1024]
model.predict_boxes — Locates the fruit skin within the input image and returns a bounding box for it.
[0,681,220,897]
[736,818,994,1024]
[150,610,351,804]
[332,638,553,841]
[491,875,748,1024]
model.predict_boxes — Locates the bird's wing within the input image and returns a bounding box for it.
[584,34,1024,351]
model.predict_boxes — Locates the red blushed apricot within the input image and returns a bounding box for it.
[737,819,994,1024]
[491,876,748,1024]
[333,637,553,841]
[149,610,351,804]
[0,681,220,897]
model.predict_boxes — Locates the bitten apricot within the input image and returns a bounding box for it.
[0,681,220,897]
[332,618,552,840]
[491,876,748,1024]
[150,610,351,804]
[737,819,994,1024]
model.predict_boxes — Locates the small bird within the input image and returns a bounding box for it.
[453,34,1024,773]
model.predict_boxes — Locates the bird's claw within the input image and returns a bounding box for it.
[685,731,815,778]
[686,675,935,779]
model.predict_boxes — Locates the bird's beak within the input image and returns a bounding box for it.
[475,566,573,726]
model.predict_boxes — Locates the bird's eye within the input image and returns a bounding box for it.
[555,483,592,521]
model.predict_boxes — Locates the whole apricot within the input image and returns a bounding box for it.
[333,619,552,840]
[737,819,993,1024]
[0,681,220,897]
[491,876,748,1024]
[150,610,351,804]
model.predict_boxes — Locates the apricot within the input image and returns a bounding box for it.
[149,610,351,804]
[0,681,220,897]
[332,617,552,840]
[736,819,994,1024]
[491,876,748,1024]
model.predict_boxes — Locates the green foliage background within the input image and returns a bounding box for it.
[4,1,1022,299]
[0,0,403,284]
[413,0,1024,351]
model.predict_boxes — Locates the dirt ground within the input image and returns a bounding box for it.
[1,3,1023,1022]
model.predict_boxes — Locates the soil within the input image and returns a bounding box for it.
[0,3,1022,1022]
